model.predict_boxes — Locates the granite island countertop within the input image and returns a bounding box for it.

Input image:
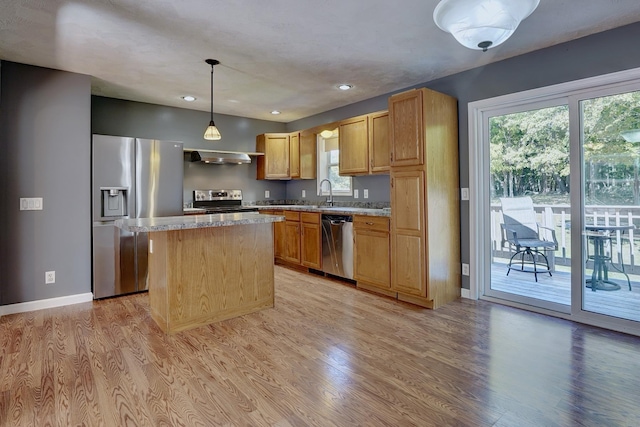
[116,212,285,233]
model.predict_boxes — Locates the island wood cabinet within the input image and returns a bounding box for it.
[389,87,460,309]
[354,215,392,295]
[338,111,389,176]
[300,212,322,269]
[257,132,315,180]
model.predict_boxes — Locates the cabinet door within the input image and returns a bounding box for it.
[283,220,301,264]
[273,212,286,260]
[354,228,390,289]
[389,89,424,167]
[289,132,300,179]
[369,111,390,174]
[339,115,369,175]
[299,133,317,179]
[256,133,290,179]
[301,221,322,269]
[391,169,426,296]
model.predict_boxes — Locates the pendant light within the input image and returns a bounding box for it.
[204,59,221,140]
[433,0,539,52]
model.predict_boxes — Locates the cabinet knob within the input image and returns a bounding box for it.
[366,222,374,225]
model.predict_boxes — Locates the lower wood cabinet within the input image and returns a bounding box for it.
[300,212,322,269]
[260,210,285,260]
[354,215,392,295]
[283,211,302,264]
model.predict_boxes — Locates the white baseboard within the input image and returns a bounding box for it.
[0,292,94,316]
[461,288,471,299]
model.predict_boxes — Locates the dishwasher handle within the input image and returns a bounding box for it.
[330,219,346,225]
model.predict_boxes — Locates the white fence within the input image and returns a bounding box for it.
[491,203,639,273]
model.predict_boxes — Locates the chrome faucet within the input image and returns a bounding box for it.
[319,179,333,206]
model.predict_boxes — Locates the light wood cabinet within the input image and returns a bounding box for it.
[389,87,460,309]
[354,216,391,293]
[339,114,369,175]
[256,133,290,179]
[257,132,315,180]
[300,212,322,269]
[299,133,317,179]
[338,111,389,176]
[389,90,424,167]
[289,132,300,179]
[260,210,285,260]
[283,211,301,264]
[369,111,390,173]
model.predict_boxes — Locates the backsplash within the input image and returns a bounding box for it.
[248,199,390,209]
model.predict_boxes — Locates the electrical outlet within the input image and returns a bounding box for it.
[462,263,470,276]
[45,271,55,284]
[363,189,369,199]
[461,188,469,201]
[302,190,306,198]
[265,190,270,198]
[354,189,359,199]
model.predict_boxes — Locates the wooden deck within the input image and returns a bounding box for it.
[491,260,640,322]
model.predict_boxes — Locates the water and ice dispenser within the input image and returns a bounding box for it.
[100,187,128,218]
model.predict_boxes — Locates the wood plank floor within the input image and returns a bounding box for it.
[491,261,640,322]
[2,265,640,426]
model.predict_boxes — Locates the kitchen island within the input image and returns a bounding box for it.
[116,212,284,334]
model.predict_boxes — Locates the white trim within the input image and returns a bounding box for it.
[0,292,94,316]
[461,288,472,299]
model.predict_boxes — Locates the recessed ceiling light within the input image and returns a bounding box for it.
[181,95,196,102]
[271,110,281,115]
[338,84,353,91]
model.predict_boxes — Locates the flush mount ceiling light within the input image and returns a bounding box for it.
[203,59,222,141]
[181,95,196,102]
[320,130,334,139]
[433,0,539,52]
[337,84,353,91]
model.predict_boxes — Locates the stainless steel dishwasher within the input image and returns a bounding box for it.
[321,214,354,279]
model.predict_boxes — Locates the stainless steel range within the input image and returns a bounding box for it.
[192,189,258,213]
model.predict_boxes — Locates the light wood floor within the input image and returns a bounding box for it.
[2,266,640,426]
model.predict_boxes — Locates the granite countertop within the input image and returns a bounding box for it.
[248,205,391,217]
[116,212,285,232]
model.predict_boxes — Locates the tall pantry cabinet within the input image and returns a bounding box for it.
[389,88,460,309]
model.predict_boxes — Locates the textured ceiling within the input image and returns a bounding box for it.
[1,0,639,122]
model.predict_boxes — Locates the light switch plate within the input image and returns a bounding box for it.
[302,190,306,198]
[20,197,43,210]
[461,188,469,201]
[462,263,470,276]
[265,190,270,198]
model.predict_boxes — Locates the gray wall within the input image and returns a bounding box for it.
[0,62,92,305]
[287,22,640,289]
[91,96,288,203]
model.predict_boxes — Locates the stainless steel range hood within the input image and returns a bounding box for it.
[189,150,251,164]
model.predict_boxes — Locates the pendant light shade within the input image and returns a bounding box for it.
[433,0,539,52]
[204,59,221,140]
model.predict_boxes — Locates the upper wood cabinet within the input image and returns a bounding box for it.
[339,114,369,175]
[257,132,315,180]
[338,111,389,176]
[369,111,390,173]
[289,132,300,179]
[299,133,317,179]
[389,90,424,167]
[257,133,290,180]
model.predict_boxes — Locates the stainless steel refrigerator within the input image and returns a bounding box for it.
[92,134,184,299]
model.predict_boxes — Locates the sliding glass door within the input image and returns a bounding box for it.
[471,68,640,334]
[579,89,640,323]
[485,101,572,312]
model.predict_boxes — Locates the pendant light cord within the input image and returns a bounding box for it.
[210,64,214,122]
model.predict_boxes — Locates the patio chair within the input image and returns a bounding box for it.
[500,197,558,282]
